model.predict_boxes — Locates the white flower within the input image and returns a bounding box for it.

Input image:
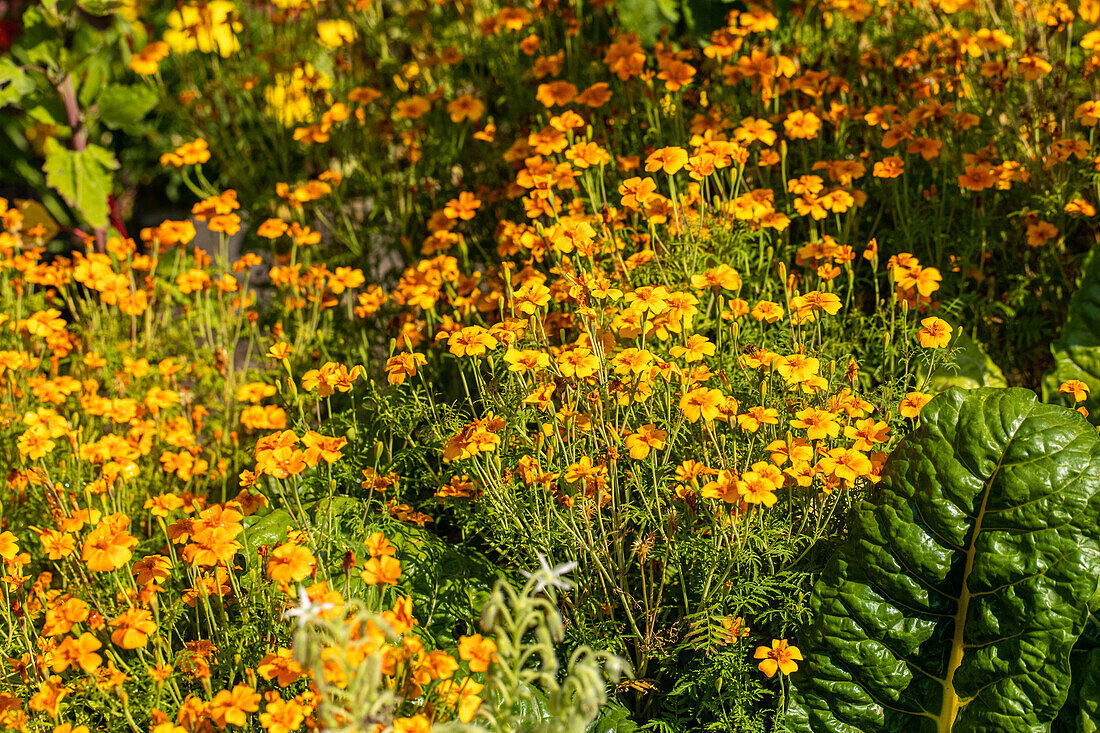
[521,553,578,593]
[282,585,336,628]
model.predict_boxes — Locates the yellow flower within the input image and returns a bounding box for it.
[624,424,667,459]
[679,387,724,423]
[163,1,242,57]
[1058,379,1090,403]
[316,19,357,48]
[754,639,802,677]
[899,391,933,419]
[917,317,952,349]
[265,64,333,126]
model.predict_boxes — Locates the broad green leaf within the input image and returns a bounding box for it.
[42,138,119,229]
[616,0,679,43]
[96,84,159,130]
[1055,617,1100,733]
[1044,248,1100,423]
[0,59,36,108]
[919,331,1007,392]
[788,387,1100,733]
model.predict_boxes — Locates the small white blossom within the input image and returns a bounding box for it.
[282,585,336,628]
[521,553,578,592]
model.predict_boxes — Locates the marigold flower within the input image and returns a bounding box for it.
[361,555,402,586]
[448,326,498,357]
[754,639,802,677]
[1058,379,1090,402]
[210,685,261,727]
[316,19,356,48]
[899,391,933,418]
[917,317,953,349]
[458,634,498,672]
[53,632,103,673]
[267,543,316,583]
[791,407,840,440]
[110,608,157,649]
[163,1,242,57]
[131,41,170,75]
[624,424,667,459]
[680,387,724,423]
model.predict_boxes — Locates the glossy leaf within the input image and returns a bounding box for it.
[919,331,1006,392]
[788,387,1100,733]
[1044,249,1100,423]
[1055,617,1100,733]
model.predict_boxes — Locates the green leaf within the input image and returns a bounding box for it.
[1044,248,1100,423]
[0,60,37,108]
[616,0,679,43]
[96,84,159,130]
[920,331,1007,392]
[77,0,124,16]
[788,387,1100,733]
[1055,617,1100,733]
[42,138,119,229]
[588,700,640,733]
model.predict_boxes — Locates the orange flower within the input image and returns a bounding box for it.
[360,555,402,586]
[448,327,498,357]
[754,639,802,677]
[618,177,658,210]
[624,424,667,459]
[443,192,482,221]
[783,110,822,140]
[679,387,723,423]
[0,531,20,561]
[82,516,138,572]
[1058,379,1090,402]
[791,408,840,440]
[130,41,170,75]
[645,147,689,175]
[53,632,103,673]
[267,543,316,583]
[109,608,157,649]
[458,634,498,672]
[556,348,600,379]
[365,532,396,557]
[447,94,485,123]
[899,391,933,418]
[258,693,305,733]
[535,80,577,107]
[917,317,953,348]
[210,684,261,727]
[393,715,432,733]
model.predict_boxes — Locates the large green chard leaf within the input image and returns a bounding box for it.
[1054,616,1100,733]
[787,387,1100,733]
[1044,248,1100,423]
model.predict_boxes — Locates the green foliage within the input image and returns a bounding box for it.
[1055,616,1100,733]
[42,138,119,228]
[919,331,1006,392]
[244,493,502,644]
[1045,249,1100,422]
[788,387,1100,732]
[96,83,159,131]
[0,59,36,107]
